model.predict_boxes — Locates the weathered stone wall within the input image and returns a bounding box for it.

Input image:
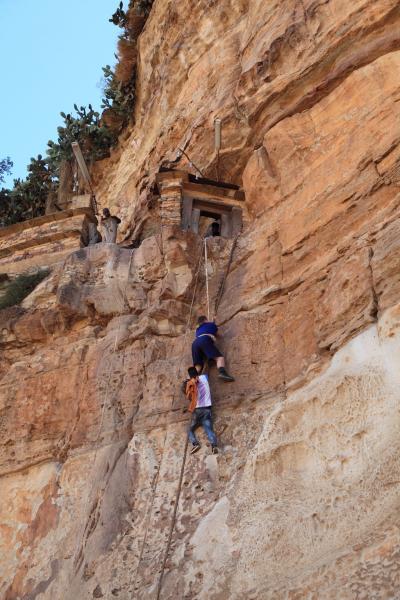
[0,209,96,276]
[2,1,400,598]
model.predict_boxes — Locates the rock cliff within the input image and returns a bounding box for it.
[2,1,400,598]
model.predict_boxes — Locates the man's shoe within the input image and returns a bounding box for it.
[212,445,218,455]
[218,367,235,382]
[190,443,201,455]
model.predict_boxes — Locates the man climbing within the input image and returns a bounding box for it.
[192,315,234,381]
[100,207,121,243]
[185,366,218,454]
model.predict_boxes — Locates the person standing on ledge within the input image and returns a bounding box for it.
[185,366,218,454]
[204,220,220,238]
[191,315,235,381]
[101,207,121,243]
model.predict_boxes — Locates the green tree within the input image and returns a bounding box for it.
[0,157,13,185]
[109,1,154,31]
[0,155,53,227]
[134,0,154,16]
[109,1,128,30]
[101,64,136,123]
[47,105,115,175]
[0,0,155,228]
[101,0,155,131]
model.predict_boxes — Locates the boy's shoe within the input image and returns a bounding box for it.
[190,443,201,455]
[218,367,235,382]
[212,445,218,455]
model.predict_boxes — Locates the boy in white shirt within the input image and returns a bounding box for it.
[185,366,218,454]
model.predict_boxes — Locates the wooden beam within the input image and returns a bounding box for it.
[191,208,201,234]
[182,196,193,230]
[198,209,221,220]
[192,198,234,214]
[183,181,245,203]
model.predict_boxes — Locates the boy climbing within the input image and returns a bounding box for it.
[192,315,234,381]
[185,366,218,454]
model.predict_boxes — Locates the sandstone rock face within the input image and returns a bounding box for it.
[3,1,400,599]
[0,209,97,276]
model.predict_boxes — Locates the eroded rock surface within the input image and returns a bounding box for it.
[2,1,400,598]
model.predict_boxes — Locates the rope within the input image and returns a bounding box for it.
[156,233,240,600]
[177,147,205,178]
[131,428,168,592]
[156,437,189,600]
[214,234,240,316]
[204,237,210,320]
[156,233,240,597]
[155,241,204,600]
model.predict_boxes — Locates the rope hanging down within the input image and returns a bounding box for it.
[204,234,239,322]
[214,234,240,316]
[155,241,204,600]
[204,237,210,320]
[156,233,240,598]
[132,237,204,595]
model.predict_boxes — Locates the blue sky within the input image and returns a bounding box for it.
[0,0,124,187]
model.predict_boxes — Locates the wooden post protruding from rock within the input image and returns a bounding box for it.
[57,160,74,210]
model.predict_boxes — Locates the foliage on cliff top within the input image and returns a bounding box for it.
[110,0,154,30]
[0,269,50,310]
[46,0,155,168]
[1,0,155,228]
[0,156,53,227]
[0,157,13,185]
[47,105,115,174]
[101,0,154,128]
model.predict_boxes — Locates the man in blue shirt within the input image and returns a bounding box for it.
[191,315,235,381]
